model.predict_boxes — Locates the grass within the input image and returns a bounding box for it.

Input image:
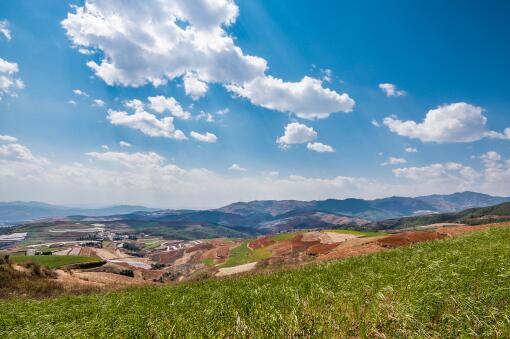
[269,232,298,241]
[2,227,510,337]
[142,240,161,250]
[202,258,215,267]
[322,229,386,237]
[220,241,272,268]
[9,255,102,269]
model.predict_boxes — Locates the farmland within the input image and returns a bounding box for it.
[1,226,510,337]
[9,255,103,269]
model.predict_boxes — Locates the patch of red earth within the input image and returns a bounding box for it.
[377,231,445,248]
[151,249,183,264]
[270,234,320,257]
[185,243,214,253]
[78,247,96,257]
[435,224,495,236]
[248,236,275,250]
[201,245,232,260]
[306,243,339,256]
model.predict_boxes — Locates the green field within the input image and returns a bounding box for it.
[322,229,386,237]
[2,227,510,337]
[269,232,298,241]
[9,255,102,269]
[220,241,272,268]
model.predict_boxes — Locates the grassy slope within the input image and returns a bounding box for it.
[220,241,271,268]
[2,227,510,337]
[10,255,102,269]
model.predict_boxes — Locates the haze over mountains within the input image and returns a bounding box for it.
[2,191,509,227]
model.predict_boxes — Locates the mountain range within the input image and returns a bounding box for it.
[2,192,509,231]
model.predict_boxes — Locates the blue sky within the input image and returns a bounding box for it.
[0,0,509,208]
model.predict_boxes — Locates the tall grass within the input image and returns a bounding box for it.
[2,227,510,337]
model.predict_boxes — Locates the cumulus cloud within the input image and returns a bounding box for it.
[86,150,164,168]
[0,143,48,164]
[381,157,407,166]
[68,100,77,105]
[0,20,11,41]
[190,131,217,143]
[183,72,209,100]
[229,163,246,172]
[307,142,335,153]
[371,120,381,127]
[196,111,214,122]
[73,89,88,96]
[276,122,317,146]
[393,162,479,183]
[384,102,510,143]
[0,58,24,99]
[0,135,17,142]
[100,145,109,150]
[61,1,354,118]
[119,141,131,148]
[92,99,105,107]
[405,147,418,153]
[378,83,406,97]
[228,76,354,119]
[107,108,186,140]
[148,96,191,120]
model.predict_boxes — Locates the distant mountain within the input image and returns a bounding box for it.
[0,202,157,224]
[370,202,510,230]
[417,191,510,212]
[3,191,509,228]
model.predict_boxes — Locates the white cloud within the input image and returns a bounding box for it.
[405,147,418,153]
[378,83,406,97]
[371,120,381,127]
[0,143,48,164]
[86,150,164,168]
[148,96,191,120]
[229,163,246,172]
[190,131,217,143]
[0,58,24,99]
[320,68,332,82]
[107,108,186,140]
[393,162,479,183]
[216,108,229,115]
[92,99,105,107]
[68,100,77,105]
[383,102,510,143]
[62,1,354,118]
[228,76,355,119]
[100,145,109,150]
[196,111,214,122]
[0,20,11,41]
[0,135,17,142]
[307,142,335,153]
[276,122,317,146]
[119,141,131,148]
[381,157,407,166]
[485,128,510,140]
[73,89,88,97]
[183,72,209,100]
[1,146,509,209]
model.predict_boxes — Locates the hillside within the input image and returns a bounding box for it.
[1,226,509,337]
[371,202,510,230]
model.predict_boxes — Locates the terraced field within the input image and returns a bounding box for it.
[2,226,510,337]
[9,255,103,269]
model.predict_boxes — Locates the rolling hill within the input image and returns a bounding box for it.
[2,226,509,337]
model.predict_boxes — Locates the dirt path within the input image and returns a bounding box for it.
[216,262,258,277]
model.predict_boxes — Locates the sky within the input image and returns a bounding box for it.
[0,0,510,208]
